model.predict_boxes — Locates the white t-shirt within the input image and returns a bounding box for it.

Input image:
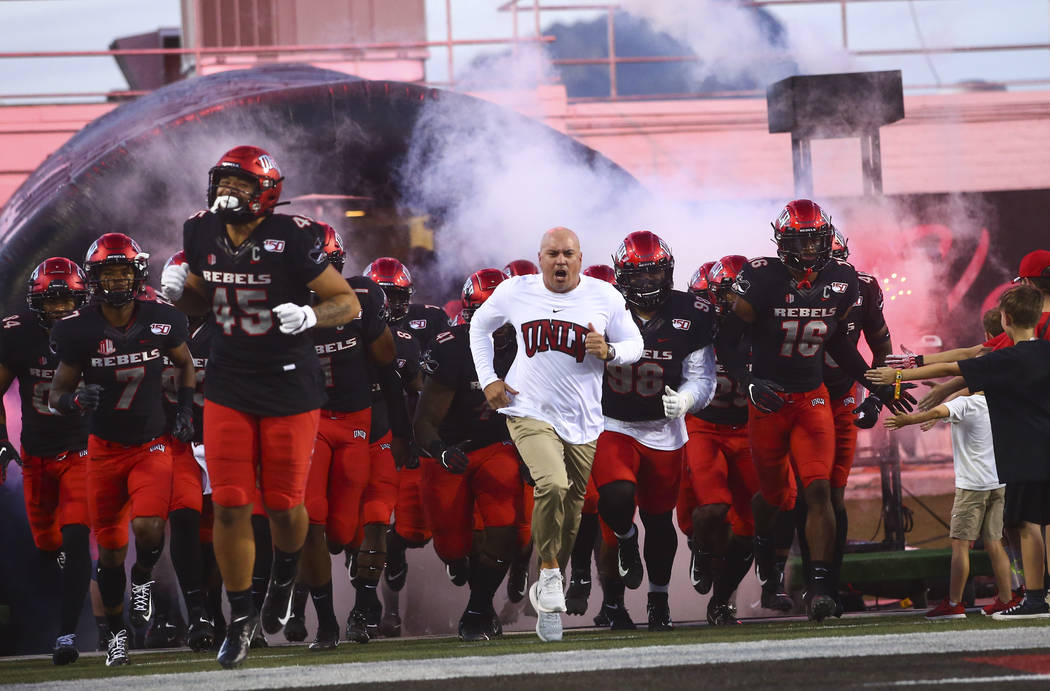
[944,394,1003,491]
[469,274,644,444]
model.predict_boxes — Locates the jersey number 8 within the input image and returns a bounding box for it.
[606,362,665,397]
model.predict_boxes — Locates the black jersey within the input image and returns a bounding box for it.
[0,311,90,457]
[162,317,215,444]
[823,271,887,399]
[694,357,749,426]
[392,303,449,351]
[50,301,188,446]
[369,327,421,442]
[420,324,516,449]
[732,257,859,393]
[313,276,388,413]
[602,290,717,423]
[183,210,329,416]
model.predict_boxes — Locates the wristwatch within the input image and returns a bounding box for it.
[604,344,616,361]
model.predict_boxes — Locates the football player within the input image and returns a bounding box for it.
[689,261,715,296]
[594,231,717,632]
[676,255,762,625]
[414,268,524,641]
[582,264,616,284]
[716,200,910,621]
[0,258,92,665]
[160,146,359,668]
[503,259,539,278]
[49,234,196,665]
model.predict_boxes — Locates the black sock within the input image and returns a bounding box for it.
[354,580,380,609]
[292,582,309,618]
[97,563,126,609]
[713,536,754,602]
[105,612,125,635]
[603,577,625,606]
[310,581,338,630]
[832,506,848,594]
[640,512,677,587]
[775,557,788,592]
[753,535,775,586]
[597,481,637,537]
[809,560,832,596]
[386,529,407,572]
[135,537,164,572]
[251,515,272,610]
[59,524,91,635]
[227,587,255,620]
[467,555,507,612]
[272,548,301,585]
[169,509,204,613]
[571,513,599,573]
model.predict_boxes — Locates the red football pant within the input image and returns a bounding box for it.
[591,430,683,514]
[830,385,860,489]
[422,440,524,562]
[169,437,204,513]
[87,435,173,551]
[677,416,758,537]
[204,400,319,510]
[304,409,372,545]
[748,385,835,511]
[21,449,89,551]
[393,466,431,544]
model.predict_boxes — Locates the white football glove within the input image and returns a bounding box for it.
[662,386,697,419]
[272,303,317,335]
[160,262,190,302]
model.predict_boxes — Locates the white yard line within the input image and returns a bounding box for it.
[7,627,1050,690]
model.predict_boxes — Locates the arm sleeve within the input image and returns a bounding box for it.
[165,310,189,349]
[678,345,717,410]
[983,331,1011,349]
[824,324,875,392]
[861,279,890,344]
[605,296,643,366]
[715,311,750,382]
[468,285,508,389]
[49,321,85,368]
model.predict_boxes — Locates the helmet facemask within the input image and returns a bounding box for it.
[775,227,833,272]
[380,285,412,323]
[616,264,673,310]
[89,261,145,307]
[207,169,263,223]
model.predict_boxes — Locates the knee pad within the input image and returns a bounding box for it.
[355,549,386,583]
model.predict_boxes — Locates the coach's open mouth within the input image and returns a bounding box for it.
[555,269,568,279]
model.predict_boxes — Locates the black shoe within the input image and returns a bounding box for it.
[807,593,837,622]
[52,634,79,665]
[616,527,643,590]
[308,624,340,650]
[250,629,268,648]
[217,614,258,669]
[346,605,378,643]
[458,609,492,642]
[690,549,713,595]
[379,609,402,638]
[760,583,794,612]
[385,551,408,592]
[706,598,738,626]
[487,604,503,638]
[105,629,130,667]
[186,614,216,652]
[565,569,592,615]
[145,612,181,649]
[991,593,1050,620]
[506,558,528,603]
[260,576,295,635]
[129,573,155,631]
[646,592,673,632]
[446,558,469,587]
[594,601,636,630]
[283,613,308,642]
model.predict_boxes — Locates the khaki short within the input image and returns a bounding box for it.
[949,486,1005,542]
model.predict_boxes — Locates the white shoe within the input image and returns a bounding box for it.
[536,611,563,642]
[529,569,566,613]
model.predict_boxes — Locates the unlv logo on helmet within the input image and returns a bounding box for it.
[364,257,415,322]
[771,199,834,272]
[613,230,675,310]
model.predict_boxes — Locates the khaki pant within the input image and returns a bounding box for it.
[506,415,597,566]
[950,486,1005,542]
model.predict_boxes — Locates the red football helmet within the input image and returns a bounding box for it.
[317,223,346,273]
[688,261,715,296]
[583,264,616,284]
[706,254,747,313]
[363,257,414,322]
[461,268,505,323]
[503,259,539,278]
[448,310,468,327]
[26,257,89,326]
[613,231,675,309]
[772,199,834,272]
[84,233,149,307]
[207,145,284,221]
[831,227,849,261]
[443,298,461,319]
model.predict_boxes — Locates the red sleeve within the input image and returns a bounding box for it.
[984,331,1012,350]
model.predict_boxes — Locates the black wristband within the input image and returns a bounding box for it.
[177,386,194,411]
[915,354,925,367]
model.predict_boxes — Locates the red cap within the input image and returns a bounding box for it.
[1014,249,1050,282]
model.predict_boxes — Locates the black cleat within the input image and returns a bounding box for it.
[690,549,713,595]
[458,609,491,642]
[647,592,673,632]
[616,527,644,590]
[52,634,79,666]
[565,568,592,615]
[487,604,503,638]
[760,583,794,613]
[308,625,340,650]
[346,603,381,643]
[105,629,130,667]
[384,551,408,592]
[217,614,258,669]
[283,613,308,643]
[379,609,402,638]
[706,598,738,626]
[249,629,268,648]
[446,557,469,587]
[186,614,216,652]
[260,576,295,635]
[807,593,837,623]
[129,574,155,631]
[506,558,528,603]
[145,613,182,649]
[594,601,636,630]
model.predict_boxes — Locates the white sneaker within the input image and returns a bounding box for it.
[536,611,563,642]
[528,569,566,613]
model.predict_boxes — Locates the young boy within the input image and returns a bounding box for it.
[883,392,1012,618]
[868,285,1050,619]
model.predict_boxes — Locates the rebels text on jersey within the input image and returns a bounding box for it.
[420,324,515,449]
[313,276,387,413]
[603,290,717,422]
[50,301,189,446]
[183,211,329,416]
[0,311,89,457]
[695,358,749,427]
[823,272,886,399]
[162,317,215,443]
[369,327,421,442]
[392,303,449,350]
[733,257,859,393]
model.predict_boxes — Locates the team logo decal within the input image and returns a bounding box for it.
[409,319,427,330]
[263,239,286,253]
[97,339,116,356]
[39,356,47,365]
[671,319,691,330]
[150,323,172,335]
[811,398,826,407]
[149,443,167,453]
[206,254,217,266]
[257,154,280,175]
[831,282,848,293]
[785,294,795,304]
[843,396,856,406]
[396,358,406,368]
[353,430,367,439]
[732,278,750,295]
